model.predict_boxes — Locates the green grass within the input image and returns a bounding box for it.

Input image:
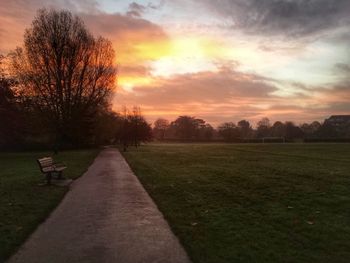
[122,143,350,263]
[0,149,99,261]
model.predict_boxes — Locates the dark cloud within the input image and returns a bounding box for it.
[0,0,97,17]
[327,102,350,112]
[200,0,350,37]
[147,2,164,10]
[126,1,164,17]
[0,0,97,53]
[335,63,350,73]
[82,12,166,38]
[127,2,146,17]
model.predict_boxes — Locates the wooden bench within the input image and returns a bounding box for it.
[37,157,67,185]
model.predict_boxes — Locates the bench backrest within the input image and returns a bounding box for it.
[37,157,54,172]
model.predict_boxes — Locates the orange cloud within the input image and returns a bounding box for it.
[114,66,278,124]
[81,13,171,89]
[0,0,97,52]
[114,64,350,125]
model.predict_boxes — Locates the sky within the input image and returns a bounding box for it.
[0,0,349,125]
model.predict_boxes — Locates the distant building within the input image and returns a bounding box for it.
[324,115,350,127]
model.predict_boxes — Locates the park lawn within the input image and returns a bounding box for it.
[123,143,350,263]
[0,149,99,261]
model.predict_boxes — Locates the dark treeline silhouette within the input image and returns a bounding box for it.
[152,115,350,143]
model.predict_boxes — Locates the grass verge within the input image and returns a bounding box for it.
[0,149,99,261]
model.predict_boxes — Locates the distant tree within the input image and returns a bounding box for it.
[218,122,240,142]
[310,121,322,133]
[119,107,152,151]
[193,118,207,140]
[0,55,26,149]
[93,109,122,145]
[300,121,321,136]
[271,121,285,137]
[199,123,214,141]
[171,116,198,141]
[153,118,170,140]
[129,107,152,147]
[256,117,271,138]
[237,120,252,138]
[300,123,311,134]
[285,121,304,140]
[9,9,116,147]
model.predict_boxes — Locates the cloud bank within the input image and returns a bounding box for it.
[0,0,349,125]
[199,0,350,38]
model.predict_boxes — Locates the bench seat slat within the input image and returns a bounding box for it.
[38,157,54,167]
[42,167,55,173]
[54,166,67,172]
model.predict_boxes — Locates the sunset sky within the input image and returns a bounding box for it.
[0,0,349,125]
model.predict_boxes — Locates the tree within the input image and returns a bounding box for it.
[256,117,271,138]
[198,123,214,141]
[93,110,122,145]
[218,122,240,142]
[271,121,285,137]
[0,55,26,149]
[310,121,321,133]
[129,107,152,147]
[300,121,321,138]
[285,121,304,140]
[10,9,116,147]
[171,116,198,141]
[237,120,252,138]
[153,118,169,140]
[119,107,152,151]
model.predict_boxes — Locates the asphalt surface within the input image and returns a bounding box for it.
[8,148,191,263]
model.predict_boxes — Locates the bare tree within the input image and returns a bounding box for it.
[256,117,271,138]
[153,118,170,140]
[10,9,117,146]
[0,55,25,148]
[171,116,200,141]
[119,106,152,151]
[238,119,252,138]
[218,122,240,142]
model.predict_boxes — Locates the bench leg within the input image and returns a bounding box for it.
[46,172,52,185]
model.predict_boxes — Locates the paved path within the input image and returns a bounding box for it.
[8,148,191,263]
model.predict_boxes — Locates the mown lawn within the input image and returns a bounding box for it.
[123,143,350,263]
[0,149,99,261]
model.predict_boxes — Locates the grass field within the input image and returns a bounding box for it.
[123,143,350,263]
[0,149,99,261]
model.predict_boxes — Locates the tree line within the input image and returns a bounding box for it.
[152,116,350,142]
